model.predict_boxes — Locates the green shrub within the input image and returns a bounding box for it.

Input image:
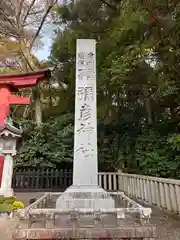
[0,196,14,213]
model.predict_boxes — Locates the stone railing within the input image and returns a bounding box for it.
[14,171,180,215]
[98,172,120,191]
[98,172,180,214]
[118,173,180,214]
[14,191,155,240]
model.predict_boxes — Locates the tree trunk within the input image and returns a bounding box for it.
[144,88,152,126]
[20,40,43,126]
[145,97,153,125]
[32,85,42,127]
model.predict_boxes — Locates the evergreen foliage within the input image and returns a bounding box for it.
[11,0,180,177]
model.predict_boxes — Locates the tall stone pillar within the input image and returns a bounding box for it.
[56,39,114,209]
[73,39,98,186]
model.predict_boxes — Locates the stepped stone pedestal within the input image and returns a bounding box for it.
[56,185,114,209]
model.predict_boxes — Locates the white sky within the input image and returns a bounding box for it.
[36,36,52,60]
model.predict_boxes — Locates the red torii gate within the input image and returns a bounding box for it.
[0,69,51,187]
[0,69,51,125]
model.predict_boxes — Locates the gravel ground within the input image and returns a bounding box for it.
[0,217,19,240]
[150,206,180,240]
[14,192,180,240]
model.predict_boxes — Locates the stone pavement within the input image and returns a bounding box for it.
[6,192,180,240]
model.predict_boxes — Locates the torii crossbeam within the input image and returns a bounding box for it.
[0,69,51,125]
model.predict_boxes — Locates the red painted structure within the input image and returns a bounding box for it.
[0,69,50,126]
[0,69,50,186]
[0,87,30,125]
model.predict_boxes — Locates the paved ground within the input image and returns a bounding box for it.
[5,192,180,240]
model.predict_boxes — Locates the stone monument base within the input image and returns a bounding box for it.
[0,188,14,197]
[56,185,115,209]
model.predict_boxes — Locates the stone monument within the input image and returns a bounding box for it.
[14,41,155,240]
[56,39,114,209]
[0,70,50,197]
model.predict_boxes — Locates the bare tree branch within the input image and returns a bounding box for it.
[0,8,16,28]
[30,0,58,50]
[0,0,59,124]
[28,10,44,16]
[99,0,117,11]
[17,0,26,26]
[23,0,36,24]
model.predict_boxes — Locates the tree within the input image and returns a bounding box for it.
[48,0,180,176]
[16,113,74,167]
[0,0,58,126]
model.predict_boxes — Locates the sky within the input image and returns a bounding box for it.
[36,37,52,60]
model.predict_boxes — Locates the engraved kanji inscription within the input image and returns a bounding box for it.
[77,59,85,66]
[76,123,94,135]
[77,72,84,81]
[75,145,94,158]
[78,52,85,59]
[77,87,84,100]
[79,103,91,121]
[84,87,93,101]
[88,52,94,57]
[77,86,93,101]
[86,60,94,69]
